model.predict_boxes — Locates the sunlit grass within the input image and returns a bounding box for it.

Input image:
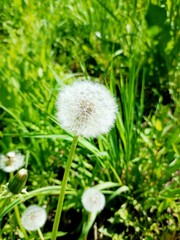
[0,0,179,239]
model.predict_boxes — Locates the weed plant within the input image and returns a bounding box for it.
[0,0,179,239]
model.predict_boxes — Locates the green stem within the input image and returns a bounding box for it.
[9,173,27,238]
[37,228,45,240]
[14,205,28,240]
[79,212,97,240]
[51,135,79,240]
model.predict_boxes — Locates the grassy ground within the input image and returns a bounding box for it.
[0,0,180,239]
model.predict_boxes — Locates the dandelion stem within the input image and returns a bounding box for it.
[8,172,28,239]
[14,205,28,240]
[79,212,97,240]
[37,228,45,240]
[51,135,79,240]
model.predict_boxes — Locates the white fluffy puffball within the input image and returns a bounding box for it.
[82,188,105,213]
[56,80,118,138]
[0,151,25,173]
[21,205,47,231]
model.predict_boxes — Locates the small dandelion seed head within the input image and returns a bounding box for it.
[82,188,105,213]
[0,151,25,173]
[56,80,118,138]
[21,205,47,231]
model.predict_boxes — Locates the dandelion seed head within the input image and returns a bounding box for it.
[21,205,47,231]
[82,188,105,213]
[0,151,25,173]
[56,80,118,138]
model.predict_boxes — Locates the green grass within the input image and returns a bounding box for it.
[0,0,180,239]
